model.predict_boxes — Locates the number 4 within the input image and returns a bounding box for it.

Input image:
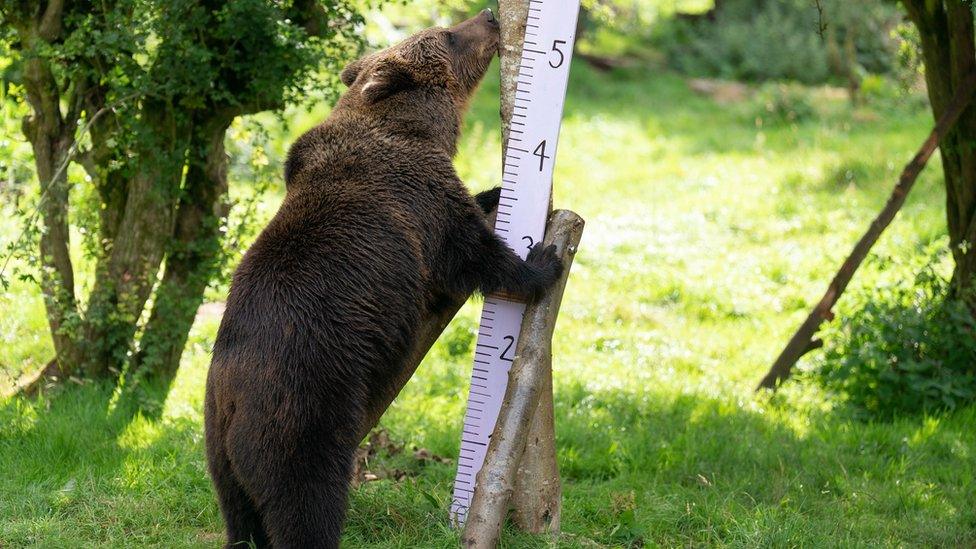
[533,140,551,172]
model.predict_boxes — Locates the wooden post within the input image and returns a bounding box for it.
[461,210,584,548]
[756,69,976,391]
[498,0,561,535]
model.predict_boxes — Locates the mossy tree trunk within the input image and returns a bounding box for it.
[133,115,234,390]
[3,0,364,401]
[902,0,976,308]
[14,1,83,374]
[78,107,192,379]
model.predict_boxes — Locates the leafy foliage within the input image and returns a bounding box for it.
[0,1,367,384]
[749,82,817,126]
[813,244,976,418]
[660,0,903,84]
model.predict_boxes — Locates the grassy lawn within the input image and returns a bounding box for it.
[2,60,975,547]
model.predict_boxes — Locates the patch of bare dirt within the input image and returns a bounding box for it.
[351,429,453,488]
[687,78,751,104]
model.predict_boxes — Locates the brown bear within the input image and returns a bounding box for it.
[204,9,562,548]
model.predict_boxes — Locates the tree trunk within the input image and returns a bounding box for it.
[16,5,82,373]
[510,367,561,533]
[843,23,860,104]
[499,0,530,156]
[133,117,233,390]
[79,107,190,378]
[461,210,584,548]
[498,0,561,531]
[85,97,129,246]
[826,23,843,77]
[903,0,976,308]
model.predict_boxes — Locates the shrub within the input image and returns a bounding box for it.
[749,82,817,126]
[661,0,902,84]
[859,72,929,110]
[812,247,976,418]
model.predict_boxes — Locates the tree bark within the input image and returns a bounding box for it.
[510,364,561,533]
[902,1,976,308]
[79,107,190,378]
[499,0,529,157]
[85,95,129,247]
[14,4,84,374]
[133,117,233,390]
[757,67,976,390]
[461,210,584,549]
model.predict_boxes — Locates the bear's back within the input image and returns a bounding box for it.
[212,177,434,397]
[211,102,469,391]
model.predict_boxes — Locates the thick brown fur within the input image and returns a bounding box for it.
[204,10,562,549]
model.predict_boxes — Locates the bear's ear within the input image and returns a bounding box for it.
[341,58,364,87]
[360,60,416,104]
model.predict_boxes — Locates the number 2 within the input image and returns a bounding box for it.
[500,335,516,362]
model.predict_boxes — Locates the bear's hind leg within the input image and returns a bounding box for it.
[226,416,355,549]
[258,455,353,549]
[209,438,270,548]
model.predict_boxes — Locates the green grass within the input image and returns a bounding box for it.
[2,60,975,547]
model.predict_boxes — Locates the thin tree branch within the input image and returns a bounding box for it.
[756,69,976,391]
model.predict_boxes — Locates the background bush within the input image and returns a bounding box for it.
[661,0,903,84]
[813,244,976,418]
[749,82,817,125]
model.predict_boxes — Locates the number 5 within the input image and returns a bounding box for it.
[549,40,567,68]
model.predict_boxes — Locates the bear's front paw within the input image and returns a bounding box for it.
[474,187,502,215]
[525,242,564,295]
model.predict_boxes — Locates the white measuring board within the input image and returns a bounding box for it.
[450,0,581,525]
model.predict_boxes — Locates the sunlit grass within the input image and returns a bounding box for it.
[2,60,975,546]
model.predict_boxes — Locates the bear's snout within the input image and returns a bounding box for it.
[481,8,498,26]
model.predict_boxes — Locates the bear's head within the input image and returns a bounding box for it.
[338,9,500,151]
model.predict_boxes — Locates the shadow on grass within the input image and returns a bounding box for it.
[0,383,218,546]
[339,372,976,546]
[548,382,976,546]
[1,371,973,546]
